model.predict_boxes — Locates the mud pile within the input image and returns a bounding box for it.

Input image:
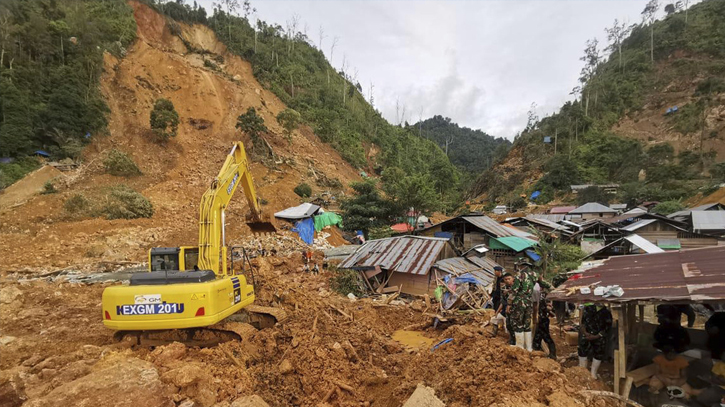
[1,256,618,407]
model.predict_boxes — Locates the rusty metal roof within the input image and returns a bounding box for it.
[462,215,535,239]
[433,256,498,285]
[549,246,725,304]
[339,236,451,275]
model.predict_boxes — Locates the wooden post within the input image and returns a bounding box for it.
[626,304,637,345]
[638,304,645,323]
[613,305,627,395]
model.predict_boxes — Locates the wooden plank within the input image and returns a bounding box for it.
[617,307,626,380]
[614,349,620,395]
[380,285,400,294]
[626,363,658,385]
[622,377,634,401]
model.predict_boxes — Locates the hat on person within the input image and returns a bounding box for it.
[494,266,504,271]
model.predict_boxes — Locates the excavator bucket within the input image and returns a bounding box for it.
[245,212,276,234]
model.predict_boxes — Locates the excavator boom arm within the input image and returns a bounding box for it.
[197,143,263,275]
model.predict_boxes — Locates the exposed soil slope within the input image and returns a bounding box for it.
[0,1,359,272]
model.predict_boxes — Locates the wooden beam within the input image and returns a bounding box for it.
[614,349,620,395]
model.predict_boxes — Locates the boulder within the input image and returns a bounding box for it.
[402,383,445,407]
[230,395,269,407]
[23,357,174,407]
[161,363,215,407]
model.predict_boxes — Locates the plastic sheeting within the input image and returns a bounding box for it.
[314,212,342,231]
[292,217,315,245]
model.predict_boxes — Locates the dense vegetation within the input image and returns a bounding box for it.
[472,0,725,205]
[0,0,136,187]
[149,0,464,213]
[412,115,511,174]
[0,0,136,158]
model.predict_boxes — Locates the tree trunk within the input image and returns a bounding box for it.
[650,25,654,63]
[585,92,590,117]
[1,48,4,68]
[290,73,294,98]
[60,35,64,65]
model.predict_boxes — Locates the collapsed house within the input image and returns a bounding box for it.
[338,235,501,302]
[339,236,457,296]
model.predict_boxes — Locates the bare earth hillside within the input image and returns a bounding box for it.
[0,1,359,273]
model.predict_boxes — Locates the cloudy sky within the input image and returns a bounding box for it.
[197,0,676,139]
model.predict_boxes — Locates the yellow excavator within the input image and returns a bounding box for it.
[101,142,284,346]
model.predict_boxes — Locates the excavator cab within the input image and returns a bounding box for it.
[149,247,200,272]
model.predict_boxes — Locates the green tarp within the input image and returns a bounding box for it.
[313,212,343,231]
[488,236,538,252]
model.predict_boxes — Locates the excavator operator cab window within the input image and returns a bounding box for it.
[150,247,181,271]
[183,248,199,271]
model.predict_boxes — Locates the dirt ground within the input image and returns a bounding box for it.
[0,255,619,407]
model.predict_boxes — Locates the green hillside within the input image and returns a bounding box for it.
[411,115,511,174]
[471,0,725,206]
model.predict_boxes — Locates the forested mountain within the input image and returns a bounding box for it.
[411,115,511,174]
[471,0,725,207]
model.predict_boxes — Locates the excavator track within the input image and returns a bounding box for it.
[114,306,287,348]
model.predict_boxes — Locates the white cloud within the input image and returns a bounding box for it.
[196,0,681,139]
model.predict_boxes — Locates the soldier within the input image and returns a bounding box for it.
[578,303,613,379]
[500,272,516,345]
[508,262,550,350]
[532,289,557,359]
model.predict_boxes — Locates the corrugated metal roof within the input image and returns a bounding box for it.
[530,214,569,222]
[622,207,647,216]
[433,257,497,285]
[624,234,665,254]
[668,203,725,219]
[622,219,657,231]
[523,215,572,232]
[274,203,321,220]
[462,216,535,238]
[692,211,725,232]
[550,246,725,303]
[569,202,618,214]
[550,206,577,214]
[610,204,628,210]
[339,236,450,275]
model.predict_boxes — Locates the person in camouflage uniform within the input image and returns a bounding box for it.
[507,262,550,350]
[578,304,612,379]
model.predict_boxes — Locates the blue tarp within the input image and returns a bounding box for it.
[34,150,50,157]
[530,190,541,200]
[543,136,552,143]
[434,232,453,239]
[525,249,541,262]
[292,217,315,245]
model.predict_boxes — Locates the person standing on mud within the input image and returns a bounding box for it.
[532,289,556,359]
[508,262,550,350]
[578,303,612,379]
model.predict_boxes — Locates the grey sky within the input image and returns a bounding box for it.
[197,0,676,139]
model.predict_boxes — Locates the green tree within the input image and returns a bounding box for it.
[341,179,395,239]
[577,186,610,205]
[276,108,301,144]
[236,107,268,154]
[0,78,33,156]
[150,98,180,142]
[651,200,684,215]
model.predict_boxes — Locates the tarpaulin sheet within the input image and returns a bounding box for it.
[292,217,315,245]
[314,212,342,231]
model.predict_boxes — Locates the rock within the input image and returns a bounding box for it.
[278,359,293,375]
[402,383,445,407]
[347,293,357,301]
[178,399,196,407]
[160,363,215,407]
[0,370,26,407]
[151,342,187,367]
[331,342,342,350]
[21,355,44,367]
[0,336,17,345]
[546,390,583,407]
[80,345,103,359]
[230,395,269,407]
[23,357,174,407]
[0,286,23,305]
[533,357,561,373]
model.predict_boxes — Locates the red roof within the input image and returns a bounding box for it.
[391,223,414,233]
[549,206,576,214]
